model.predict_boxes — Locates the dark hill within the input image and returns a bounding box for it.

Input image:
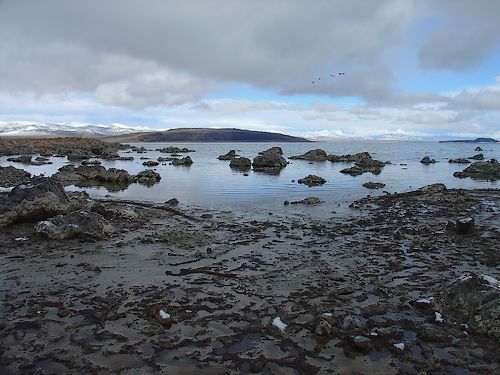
[439,137,498,143]
[105,128,310,143]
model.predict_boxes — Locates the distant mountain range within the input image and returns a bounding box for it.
[439,137,499,143]
[106,128,310,142]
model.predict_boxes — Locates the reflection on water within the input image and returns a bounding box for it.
[1,141,498,214]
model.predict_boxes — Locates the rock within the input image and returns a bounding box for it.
[448,158,471,164]
[0,177,70,227]
[229,157,251,170]
[136,170,161,185]
[327,152,371,163]
[252,147,287,172]
[35,156,49,162]
[156,146,195,153]
[469,153,484,160]
[475,146,484,151]
[453,159,500,181]
[81,160,102,165]
[339,154,387,176]
[142,160,159,167]
[53,165,136,190]
[290,197,323,205]
[165,198,179,206]
[0,166,31,188]
[6,155,32,164]
[131,146,148,153]
[218,150,238,160]
[67,152,91,161]
[350,336,373,351]
[315,319,333,336]
[434,273,499,340]
[420,156,437,164]
[297,175,326,186]
[158,157,176,162]
[283,200,290,206]
[171,156,193,166]
[341,315,366,330]
[35,210,114,241]
[289,149,328,161]
[362,182,385,189]
[419,183,447,193]
[455,217,474,235]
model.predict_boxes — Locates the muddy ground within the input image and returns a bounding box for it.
[0,188,499,374]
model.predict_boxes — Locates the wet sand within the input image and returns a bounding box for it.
[1,187,499,374]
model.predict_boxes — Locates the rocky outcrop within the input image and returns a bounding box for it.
[156,146,195,153]
[6,155,32,164]
[448,158,471,164]
[136,170,161,185]
[453,159,500,181]
[469,153,484,160]
[297,175,326,186]
[229,157,251,170]
[289,149,328,162]
[0,166,31,188]
[475,146,483,151]
[35,210,114,241]
[420,156,437,164]
[171,156,193,166]
[142,160,159,167]
[0,177,70,227]
[362,182,385,189]
[435,273,499,340]
[419,183,446,193]
[327,152,371,163]
[289,197,323,205]
[218,150,238,160]
[340,154,387,176]
[53,165,136,190]
[252,147,287,172]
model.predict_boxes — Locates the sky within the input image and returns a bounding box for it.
[0,0,499,139]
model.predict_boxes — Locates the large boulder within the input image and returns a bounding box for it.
[453,159,500,181]
[35,210,114,241]
[297,175,326,186]
[340,154,387,176]
[420,156,437,164]
[171,156,193,166]
[0,166,31,188]
[218,150,238,160]
[229,157,251,170]
[0,177,70,227]
[252,147,287,172]
[136,170,161,185]
[289,149,328,161]
[434,273,499,340]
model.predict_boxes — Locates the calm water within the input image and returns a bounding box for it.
[1,141,499,216]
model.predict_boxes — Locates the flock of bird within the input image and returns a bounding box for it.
[312,72,345,84]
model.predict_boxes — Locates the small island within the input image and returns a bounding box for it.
[439,137,499,143]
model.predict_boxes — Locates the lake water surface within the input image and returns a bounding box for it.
[1,141,498,216]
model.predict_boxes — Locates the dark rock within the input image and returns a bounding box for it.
[0,166,31,188]
[349,336,373,351]
[419,183,447,193]
[297,175,326,186]
[434,273,499,340]
[158,157,176,162]
[0,177,70,227]
[475,146,484,151]
[218,150,238,160]
[469,153,484,160]
[420,156,437,164]
[289,149,328,161]
[35,210,113,240]
[339,153,387,176]
[171,156,193,166]
[156,146,195,153]
[252,147,287,171]
[290,197,323,205]
[448,158,471,164]
[67,152,91,161]
[229,157,251,170]
[342,314,366,330]
[136,170,161,185]
[165,198,179,206]
[142,160,159,167]
[327,152,371,163]
[453,159,500,181]
[315,319,333,336]
[53,165,136,190]
[362,182,385,189]
[7,155,32,164]
[81,160,102,165]
[455,217,474,235]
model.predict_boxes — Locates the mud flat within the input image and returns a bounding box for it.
[0,181,499,374]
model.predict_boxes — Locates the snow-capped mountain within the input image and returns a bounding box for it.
[0,121,154,137]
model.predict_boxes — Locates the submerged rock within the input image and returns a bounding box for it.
[0,177,70,227]
[35,210,114,241]
[469,153,484,160]
[453,159,500,181]
[6,155,32,164]
[252,147,287,172]
[218,150,238,160]
[420,156,437,164]
[448,158,471,164]
[297,175,326,186]
[362,182,385,189]
[0,166,31,188]
[136,170,161,185]
[229,157,251,170]
[156,146,195,153]
[290,197,323,205]
[289,149,328,161]
[171,156,193,166]
[434,273,499,340]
